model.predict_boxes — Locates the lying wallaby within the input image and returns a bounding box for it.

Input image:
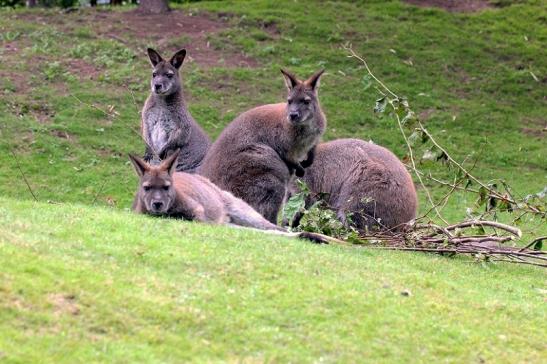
[291,138,418,231]
[199,69,326,223]
[129,151,342,244]
[141,48,211,172]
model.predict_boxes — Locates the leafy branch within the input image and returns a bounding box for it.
[283,45,545,268]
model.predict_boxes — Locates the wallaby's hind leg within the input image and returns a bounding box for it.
[222,192,284,231]
[256,184,286,224]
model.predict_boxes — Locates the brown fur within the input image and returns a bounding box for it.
[293,138,418,231]
[130,151,285,231]
[129,152,344,244]
[198,69,326,223]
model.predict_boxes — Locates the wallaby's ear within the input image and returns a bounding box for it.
[169,49,186,69]
[160,149,180,176]
[304,69,325,91]
[147,48,164,67]
[280,68,300,90]
[129,154,149,178]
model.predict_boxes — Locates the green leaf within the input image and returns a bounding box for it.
[401,110,416,126]
[281,179,309,225]
[374,97,387,114]
[533,240,543,251]
[362,74,373,91]
[477,186,488,206]
[407,130,420,147]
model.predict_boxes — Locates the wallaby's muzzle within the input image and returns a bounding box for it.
[289,111,300,122]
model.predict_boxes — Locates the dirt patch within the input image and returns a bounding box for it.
[50,129,77,141]
[404,0,492,12]
[48,293,80,316]
[520,117,546,139]
[418,108,436,120]
[0,70,31,94]
[67,59,102,81]
[14,9,257,68]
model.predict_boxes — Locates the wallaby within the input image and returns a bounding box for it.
[141,48,211,172]
[199,69,326,223]
[129,151,343,244]
[291,138,418,231]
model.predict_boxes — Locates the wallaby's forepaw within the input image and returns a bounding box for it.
[300,146,316,168]
[295,165,306,177]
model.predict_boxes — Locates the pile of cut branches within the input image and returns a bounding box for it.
[360,221,546,268]
[286,46,546,268]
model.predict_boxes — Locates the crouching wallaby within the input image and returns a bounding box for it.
[129,151,342,244]
[292,139,418,231]
[199,69,326,223]
[141,48,211,172]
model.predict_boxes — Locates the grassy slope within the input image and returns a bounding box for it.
[0,197,546,363]
[0,1,546,362]
[0,1,545,209]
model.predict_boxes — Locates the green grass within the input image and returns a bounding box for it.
[0,197,546,363]
[0,1,546,362]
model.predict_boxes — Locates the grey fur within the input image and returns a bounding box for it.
[199,69,326,223]
[141,48,210,172]
[293,138,418,231]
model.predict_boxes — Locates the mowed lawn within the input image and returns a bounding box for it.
[0,198,546,363]
[0,0,546,362]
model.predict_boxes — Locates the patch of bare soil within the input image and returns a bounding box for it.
[50,129,77,141]
[0,70,30,94]
[107,9,257,67]
[67,59,102,81]
[15,9,257,68]
[404,0,492,12]
[48,293,80,316]
[520,117,546,139]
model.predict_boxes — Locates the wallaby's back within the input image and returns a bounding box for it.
[199,69,326,223]
[301,138,417,230]
[199,103,293,222]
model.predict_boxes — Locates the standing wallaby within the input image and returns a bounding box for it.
[199,69,326,223]
[291,138,418,231]
[129,151,342,244]
[141,48,211,172]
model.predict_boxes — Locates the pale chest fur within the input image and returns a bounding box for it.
[286,123,323,162]
[144,106,180,153]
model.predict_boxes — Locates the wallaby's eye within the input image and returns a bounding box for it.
[287,98,293,104]
[152,72,157,77]
[166,73,174,79]
[143,186,151,192]
[303,98,311,105]
[162,186,169,191]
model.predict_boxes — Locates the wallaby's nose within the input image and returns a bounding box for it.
[289,112,300,122]
[154,84,162,92]
[152,201,163,210]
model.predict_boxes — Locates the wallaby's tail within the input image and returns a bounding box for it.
[222,192,285,231]
[292,231,348,245]
[221,191,348,245]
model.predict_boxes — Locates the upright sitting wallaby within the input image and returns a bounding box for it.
[293,138,418,231]
[129,152,341,244]
[199,69,326,223]
[141,48,211,172]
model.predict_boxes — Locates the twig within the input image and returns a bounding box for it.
[395,113,448,224]
[445,220,522,238]
[519,236,547,252]
[10,149,37,201]
[344,44,398,99]
[91,179,108,205]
